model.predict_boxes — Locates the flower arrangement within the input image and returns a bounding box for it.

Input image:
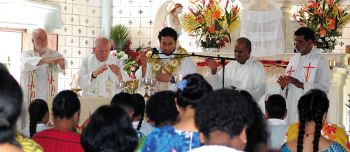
[112,50,140,79]
[181,0,240,48]
[293,0,350,49]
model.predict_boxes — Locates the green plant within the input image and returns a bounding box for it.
[110,24,131,51]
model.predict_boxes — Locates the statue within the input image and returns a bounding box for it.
[151,1,183,47]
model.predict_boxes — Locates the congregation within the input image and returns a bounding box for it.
[1,22,349,152]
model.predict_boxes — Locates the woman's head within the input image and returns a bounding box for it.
[110,92,137,118]
[52,90,80,128]
[176,73,213,109]
[29,99,49,137]
[195,89,254,150]
[297,89,329,152]
[0,64,23,144]
[146,91,178,127]
[81,105,138,152]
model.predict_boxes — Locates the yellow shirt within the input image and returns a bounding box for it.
[16,133,43,152]
[285,122,350,151]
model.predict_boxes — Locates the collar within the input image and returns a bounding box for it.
[158,48,175,59]
[267,118,286,126]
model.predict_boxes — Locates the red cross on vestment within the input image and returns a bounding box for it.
[303,62,315,82]
[287,66,295,76]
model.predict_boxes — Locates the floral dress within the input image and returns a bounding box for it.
[141,125,201,152]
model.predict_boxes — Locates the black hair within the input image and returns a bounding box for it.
[0,63,23,145]
[52,90,80,119]
[195,89,254,138]
[146,91,178,127]
[110,92,137,114]
[240,90,269,152]
[265,94,286,119]
[81,105,138,152]
[294,27,316,42]
[176,73,213,108]
[236,37,252,52]
[158,27,178,42]
[29,99,49,137]
[297,89,329,152]
[132,93,145,131]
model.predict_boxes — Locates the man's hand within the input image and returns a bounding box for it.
[155,72,172,83]
[277,75,288,90]
[141,48,150,78]
[286,76,304,89]
[108,64,123,81]
[92,64,108,78]
[55,58,65,70]
[205,58,217,74]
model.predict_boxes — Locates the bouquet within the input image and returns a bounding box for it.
[181,0,240,48]
[293,0,350,49]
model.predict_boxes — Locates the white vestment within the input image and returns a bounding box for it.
[20,49,65,129]
[283,48,330,124]
[190,145,244,152]
[78,53,129,97]
[210,57,266,101]
[136,48,197,91]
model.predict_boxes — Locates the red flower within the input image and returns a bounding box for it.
[308,2,319,9]
[208,26,215,33]
[213,9,221,20]
[319,26,327,37]
[327,18,336,30]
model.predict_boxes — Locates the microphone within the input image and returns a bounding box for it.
[151,48,159,58]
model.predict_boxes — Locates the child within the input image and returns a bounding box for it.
[23,99,49,137]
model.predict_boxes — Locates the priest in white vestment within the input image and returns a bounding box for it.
[207,37,266,102]
[78,37,129,97]
[138,27,196,91]
[20,28,66,129]
[278,27,330,124]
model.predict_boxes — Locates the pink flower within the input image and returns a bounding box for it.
[130,66,136,71]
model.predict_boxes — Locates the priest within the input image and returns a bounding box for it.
[78,37,129,97]
[206,37,266,102]
[277,27,330,124]
[21,28,66,129]
[138,27,196,91]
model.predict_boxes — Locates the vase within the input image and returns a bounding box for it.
[318,48,333,53]
[202,47,220,52]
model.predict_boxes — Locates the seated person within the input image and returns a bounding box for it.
[265,94,288,149]
[141,74,213,152]
[240,90,269,152]
[111,92,144,139]
[0,63,26,152]
[32,90,83,152]
[23,99,50,137]
[81,105,138,152]
[191,89,254,152]
[281,89,346,151]
[145,90,178,127]
[132,93,153,136]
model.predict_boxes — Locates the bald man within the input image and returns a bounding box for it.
[207,37,266,102]
[20,28,66,129]
[78,37,129,97]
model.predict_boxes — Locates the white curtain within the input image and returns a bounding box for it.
[240,9,285,57]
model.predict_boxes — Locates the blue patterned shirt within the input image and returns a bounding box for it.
[281,142,346,152]
[141,125,201,152]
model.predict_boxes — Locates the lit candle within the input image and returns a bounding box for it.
[179,74,183,80]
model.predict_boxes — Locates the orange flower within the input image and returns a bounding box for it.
[208,26,215,33]
[308,1,319,9]
[196,15,203,22]
[327,17,336,30]
[213,9,221,20]
[319,26,327,37]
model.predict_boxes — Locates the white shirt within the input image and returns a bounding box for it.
[78,53,129,97]
[132,121,153,136]
[282,48,330,124]
[190,145,244,152]
[210,56,266,101]
[267,118,288,149]
[22,123,49,137]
